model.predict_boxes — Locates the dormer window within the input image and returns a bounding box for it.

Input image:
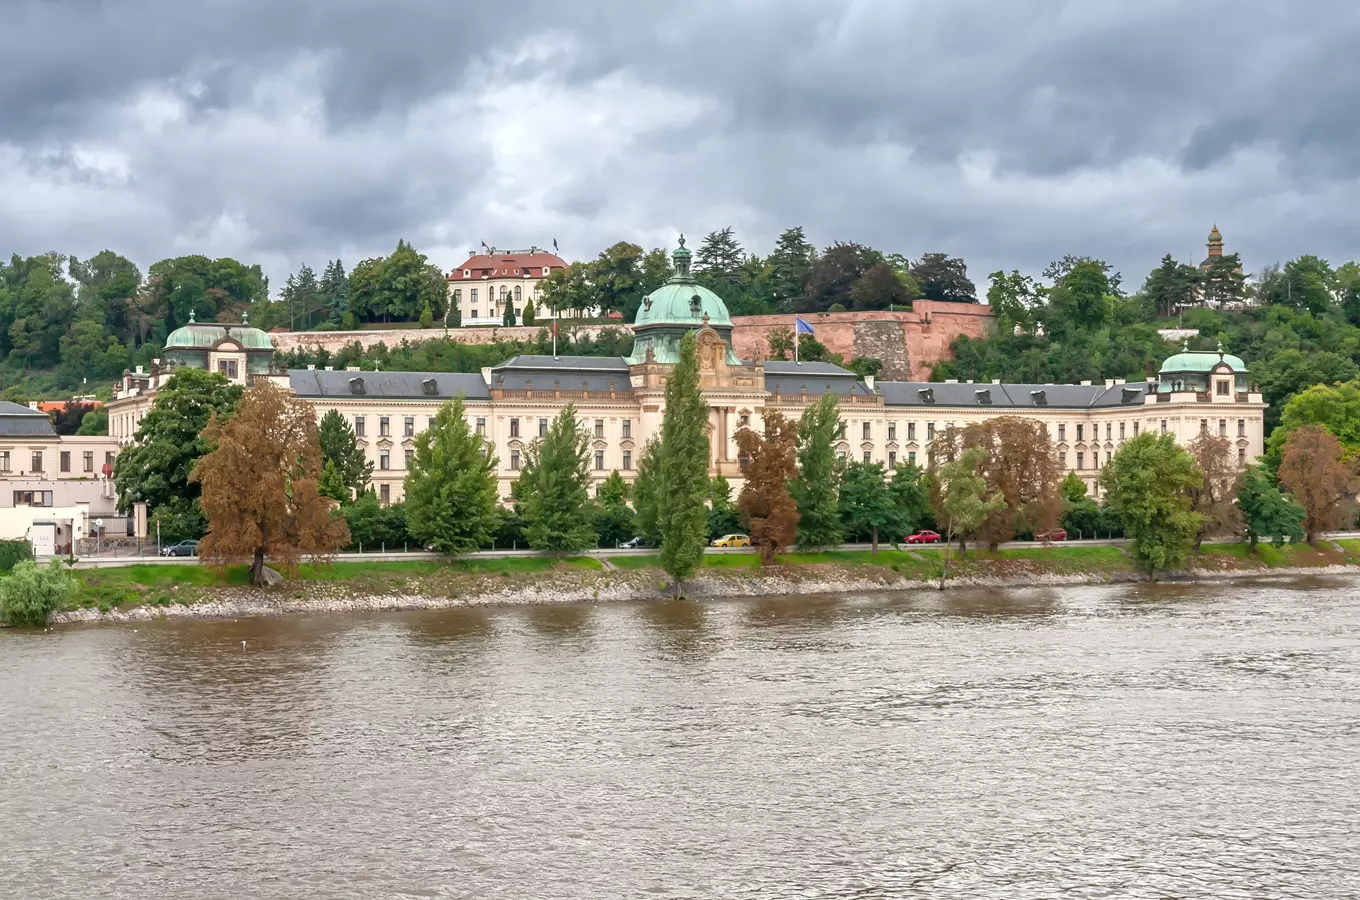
[1121,386,1142,403]
[975,388,991,405]
[918,388,935,404]
[422,378,438,396]
[1030,389,1047,406]
[543,267,550,275]
[463,269,470,277]
[349,377,365,395]
[690,294,702,315]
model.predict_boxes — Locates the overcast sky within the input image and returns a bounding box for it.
[3,0,1357,293]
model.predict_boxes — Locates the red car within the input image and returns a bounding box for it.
[1035,529,1068,542]
[905,530,942,544]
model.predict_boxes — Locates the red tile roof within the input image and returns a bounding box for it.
[448,251,567,282]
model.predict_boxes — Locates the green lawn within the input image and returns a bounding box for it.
[609,553,760,571]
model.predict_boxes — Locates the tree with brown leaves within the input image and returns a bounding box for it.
[1278,425,1360,544]
[736,411,800,565]
[929,416,1062,550]
[1186,433,1243,552]
[192,381,349,585]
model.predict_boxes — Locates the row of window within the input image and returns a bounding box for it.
[452,285,543,308]
[508,448,634,472]
[838,417,1249,444]
[354,415,634,442]
[460,267,552,278]
[14,490,54,508]
[0,450,114,474]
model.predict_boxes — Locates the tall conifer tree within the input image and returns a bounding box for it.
[656,332,711,593]
[791,392,845,548]
[519,404,596,552]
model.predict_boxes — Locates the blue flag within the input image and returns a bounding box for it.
[795,315,814,334]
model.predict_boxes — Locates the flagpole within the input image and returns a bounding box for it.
[794,314,800,366]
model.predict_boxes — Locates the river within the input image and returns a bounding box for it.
[2,578,1358,899]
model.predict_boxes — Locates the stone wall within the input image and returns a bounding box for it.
[728,300,995,380]
[269,301,994,380]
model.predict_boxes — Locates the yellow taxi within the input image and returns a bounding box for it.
[711,534,752,548]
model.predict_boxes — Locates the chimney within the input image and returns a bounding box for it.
[135,365,144,375]
[1104,378,1114,387]
[346,366,360,372]
[944,379,958,384]
[28,401,39,410]
[864,375,876,391]
[991,379,1001,384]
[1114,378,1125,385]
[1080,380,1092,386]
[307,364,316,370]
[481,366,493,385]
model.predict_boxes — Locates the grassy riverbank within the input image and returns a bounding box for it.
[53,539,1360,619]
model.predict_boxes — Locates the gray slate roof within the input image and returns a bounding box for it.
[0,401,55,436]
[491,355,632,393]
[288,370,491,400]
[877,381,1151,409]
[763,359,876,397]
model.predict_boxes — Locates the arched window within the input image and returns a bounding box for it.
[514,285,522,302]
[499,286,508,300]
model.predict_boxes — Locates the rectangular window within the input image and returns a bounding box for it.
[84,451,94,472]
[1058,424,1066,441]
[863,451,872,465]
[379,484,390,504]
[13,491,53,508]
[355,416,365,437]
[908,451,916,464]
[926,423,935,442]
[594,419,604,439]
[907,422,916,441]
[380,417,390,437]
[594,450,604,470]
[471,310,478,319]
[476,417,486,436]
[1160,420,1167,434]
[622,419,631,439]
[1238,448,1246,465]
[1200,419,1208,434]
[1093,452,1100,469]
[888,451,896,468]
[510,449,521,471]
[1216,380,1230,396]
[31,452,42,472]
[888,423,896,441]
[1238,419,1246,438]
[60,451,70,473]
[623,450,632,470]
[1,451,10,472]
[1076,424,1084,441]
[1106,423,1112,440]
[217,359,238,379]
[539,418,548,437]
[1219,419,1227,437]
[379,450,390,470]
[404,449,413,469]
[1134,421,1141,437]
[1060,452,1069,468]
[105,451,115,468]
[1119,422,1125,440]
[837,450,847,462]
[453,288,462,305]
[739,414,750,427]
[404,417,414,437]
[862,422,871,440]
[471,288,478,304]
[837,423,847,439]
[510,418,520,438]
[1076,452,1085,470]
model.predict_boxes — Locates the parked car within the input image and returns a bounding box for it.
[618,537,648,549]
[905,530,942,544]
[1035,529,1068,542]
[160,539,199,557]
[711,534,752,548]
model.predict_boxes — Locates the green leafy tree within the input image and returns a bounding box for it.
[0,559,74,627]
[418,302,434,328]
[839,461,908,555]
[708,474,742,540]
[593,470,635,546]
[695,227,745,287]
[790,392,845,548]
[113,368,243,514]
[1046,259,1113,335]
[75,407,109,436]
[404,396,500,553]
[318,459,349,503]
[888,462,931,537]
[1236,465,1305,551]
[348,241,446,323]
[1277,255,1335,315]
[1201,253,1247,308]
[654,332,711,593]
[910,252,976,303]
[931,446,1004,587]
[801,242,877,312]
[768,226,816,311]
[342,490,410,549]
[1099,433,1204,574]
[519,404,596,552]
[850,262,916,310]
[317,409,372,500]
[1142,254,1201,317]
[522,299,536,326]
[987,270,1045,329]
[1265,379,1360,468]
[632,439,662,544]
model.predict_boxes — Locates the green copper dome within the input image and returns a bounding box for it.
[165,316,274,351]
[627,235,740,365]
[1159,342,1246,374]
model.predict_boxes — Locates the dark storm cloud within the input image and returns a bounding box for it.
[1,0,1358,289]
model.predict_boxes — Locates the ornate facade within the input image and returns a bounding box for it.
[109,240,1268,507]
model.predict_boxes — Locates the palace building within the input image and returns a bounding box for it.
[446,246,601,326]
[108,239,1267,507]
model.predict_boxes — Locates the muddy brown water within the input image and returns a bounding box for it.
[2,578,1358,898]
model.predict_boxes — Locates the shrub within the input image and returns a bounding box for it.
[0,539,34,573]
[0,559,74,627]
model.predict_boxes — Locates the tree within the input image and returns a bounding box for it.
[192,382,349,585]
[790,392,845,548]
[654,332,711,593]
[632,439,662,544]
[1046,259,1112,334]
[1186,434,1243,552]
[1142,254,1201,317]
[735,411,800,565]
[801,242,875,312]
[75,407,108,436]
[318,460,349,503]
[695,227,744,286]
[766,327,795,360]
[839,461,907,555]
[502,303,517,326]
[850,262,915,310]
[1098,433,1204,574]
[1278,255,1335,315]
[0,559,74,627]
[404,396,501,554]
[113,368,243,514]
[1237,465,1305,551]
[49,401,95,436]
[1265,379,1360,466]
[593,470,635,546]
[1277,425,1360,544]
[418,302,434,328]
[317,409,372,500]
[987,270,1045,329]
[321,259,350,327]
[707,474,742,540]
[519,404,596,552]
[342,490,409,550]
[522,299,536,326]
[910,253,975,303]
[931,446,1003,587]
[1201,253,1247,308]
[348,241,446,323]
[768,226,816,310]
[888,462,931,536]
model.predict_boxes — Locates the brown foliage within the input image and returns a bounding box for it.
[191,381,350,584]
[1186,434,1242,551]
[1278,425,1360,544]
[928,416,1062,550]
[736,411,800,565]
